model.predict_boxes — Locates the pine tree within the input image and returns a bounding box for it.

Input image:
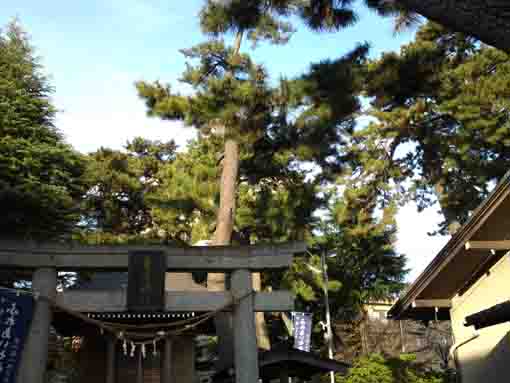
[366,0,510,52]
[134,0,414,361]
[342,22,510,234]
[277,182,407,357]
[136,0,370,355]
[326,185,406,359]
[78,138,177,244]
[211,0,510,52]
[0,20,87,240]
[147,137,221,244]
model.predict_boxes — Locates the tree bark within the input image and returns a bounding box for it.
[253,272,271,350]
[398,0,510,52]
[433,179,461,235]
[209,139,239,371]
[209,138,240,290]
[208,30,244,290]
[208,30,271,370]
[209,139,272,362]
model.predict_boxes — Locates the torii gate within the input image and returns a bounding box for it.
[0,241,305,383]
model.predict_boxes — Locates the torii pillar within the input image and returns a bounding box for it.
[17,268,57,383]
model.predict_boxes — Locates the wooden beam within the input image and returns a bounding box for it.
[411,299,452,309]
[56,290,294,313]
[465,240,510,251]
[0,242,304,271]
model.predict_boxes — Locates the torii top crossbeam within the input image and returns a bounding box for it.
[0,241,306,383]
[0,241,305,271]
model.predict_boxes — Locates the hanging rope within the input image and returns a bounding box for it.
[98,311,213,330]
[0,285,254,344]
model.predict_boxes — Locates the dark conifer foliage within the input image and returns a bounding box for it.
[0,21,87,239]
[200,0,296,45]
[344,22,510,234]
[134,0,410,353]
[206,0,510,52]
[78,138,177,244]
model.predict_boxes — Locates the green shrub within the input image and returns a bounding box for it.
[337,354,448,383]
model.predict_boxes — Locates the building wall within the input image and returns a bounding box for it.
[450,254,510,383]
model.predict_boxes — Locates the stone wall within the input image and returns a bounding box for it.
[334,305,452,370]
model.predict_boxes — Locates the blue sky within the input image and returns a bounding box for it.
[1,0,448,280]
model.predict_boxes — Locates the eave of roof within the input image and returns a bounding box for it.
[214,346,351,381]
[388,171,510,320]
[259,347,350,374]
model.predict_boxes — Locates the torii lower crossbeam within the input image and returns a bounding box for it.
[0,241,304,383]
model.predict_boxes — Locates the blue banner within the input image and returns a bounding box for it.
[0,289,34,383]
[292,312,312,352]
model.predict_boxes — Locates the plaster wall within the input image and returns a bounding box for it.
[450,254,510,383]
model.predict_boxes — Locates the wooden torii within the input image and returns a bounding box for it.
[0,241,306,383]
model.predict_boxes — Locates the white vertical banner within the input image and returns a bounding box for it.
[292,312,312,352]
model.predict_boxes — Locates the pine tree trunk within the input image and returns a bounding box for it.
[209,139,240,290]
[252,272,271,350]
[208,31,271,367]
[433,180,461,235]
[209,139,239,372]
[209,135,272,356]
[398,0,510,52]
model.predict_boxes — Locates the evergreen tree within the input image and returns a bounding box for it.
[133,0,413,361]
[78,138,177,244]
[327,190,406,316]
[365,0,510,52]
[136,0,368,354]
[342,22,510,234]
[277,183,407,356]
[147,137,221,244]
[211,0,510,52]
[326,186,406,358]
[0,20,87,240]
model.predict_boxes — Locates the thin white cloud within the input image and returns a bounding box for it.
[55,70,196,153]
[57,109,195,154]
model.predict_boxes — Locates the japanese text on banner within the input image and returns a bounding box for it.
[0,290,34,383]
